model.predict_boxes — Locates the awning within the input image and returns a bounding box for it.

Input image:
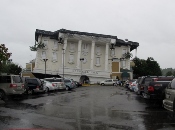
[121,72,130,77]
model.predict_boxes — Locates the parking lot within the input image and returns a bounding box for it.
[0,85,175,130]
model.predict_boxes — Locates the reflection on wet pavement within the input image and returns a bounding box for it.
[1,86,175,130]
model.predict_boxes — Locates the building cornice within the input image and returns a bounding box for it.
[35,29,139,51]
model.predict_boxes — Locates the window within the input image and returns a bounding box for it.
[95,57,101,67]
[122,60,126,67]
[0,76,11,83]
[82,43,89,56]
[83,43,88,50]
[43,40,48,49]
[68,54,74,64]
[96,46,101,55]
[53,41,58,50]
[122,49,127,57]
[70,43,75,52]
[41,51,46,59]
[52,52,57,61]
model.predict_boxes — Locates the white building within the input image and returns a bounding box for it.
[32,29,139,84]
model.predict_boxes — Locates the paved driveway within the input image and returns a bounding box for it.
[0,86,175,130]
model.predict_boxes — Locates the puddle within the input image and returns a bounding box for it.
[0,115,19,124]
[0,101,44,111]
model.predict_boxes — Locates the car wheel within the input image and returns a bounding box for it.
[113,83,115,86]
[101,83,105,86]
[66,86,69,91]
[45,87,49,93]
[0,90,6,100]
[28,90,34,95]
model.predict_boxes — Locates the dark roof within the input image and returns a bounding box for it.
[58,29,118,39]
[35,29,139,51]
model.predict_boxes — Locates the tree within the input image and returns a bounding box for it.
[0,44,12,72]
[166,71,173,76]
[132,57,162,78]
[1,62,22,75]
[145,57,162,76]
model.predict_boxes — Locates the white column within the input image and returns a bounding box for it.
[105,43,109,71]
[90,41,95,69]
[77,40,82,68]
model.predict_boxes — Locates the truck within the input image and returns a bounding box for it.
[142,77,174,101]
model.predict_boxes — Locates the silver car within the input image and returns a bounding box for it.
[100,79,118,86]
[0,75,25,100]
[43,80,56,92]
[44,77,66,90]
[163,78,175,112]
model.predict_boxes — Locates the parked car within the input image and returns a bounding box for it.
[23,78,45,94]
[137,76,158,95]
[44,77,66,90]
[0,75,25,100]
[41,80,56,93]
[143,76,174,101]
[64,79,76,90]
[129,80,137,91]
[100,79,118,86]
[163,78,175,112]
[132,77,142,92]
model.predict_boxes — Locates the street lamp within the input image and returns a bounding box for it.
[62,48,65,79]
[80,58,84,77]
[58,37,65,79]
[43,58,48,78]
[110,43,115,50]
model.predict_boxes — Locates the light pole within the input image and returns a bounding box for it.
[43,58,48,78]
[58,37,65,79]
[62,48,65,79]
[80,58,84,77]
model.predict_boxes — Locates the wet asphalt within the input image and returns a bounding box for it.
[0,86,175,130]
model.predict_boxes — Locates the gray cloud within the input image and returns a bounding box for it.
[0,0,175,68]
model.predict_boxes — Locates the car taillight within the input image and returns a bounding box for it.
[22,84,24,88]
[148,86,154,92]
[10,84,17,88]
[36,86,39,88]
[52,83,55,86]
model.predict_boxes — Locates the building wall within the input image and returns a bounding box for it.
[33,34,132,83]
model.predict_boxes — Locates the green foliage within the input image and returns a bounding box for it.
[1,62,22,75]
[166,71,173,76]
[124,52,133,59]
[132,57,162,78]
[0,44,12,72]
[30,41,45,51]
[165,71,175,76]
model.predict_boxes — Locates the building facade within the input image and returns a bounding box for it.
[32,29,139,84]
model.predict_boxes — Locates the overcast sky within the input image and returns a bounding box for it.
[1,0,175,69]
